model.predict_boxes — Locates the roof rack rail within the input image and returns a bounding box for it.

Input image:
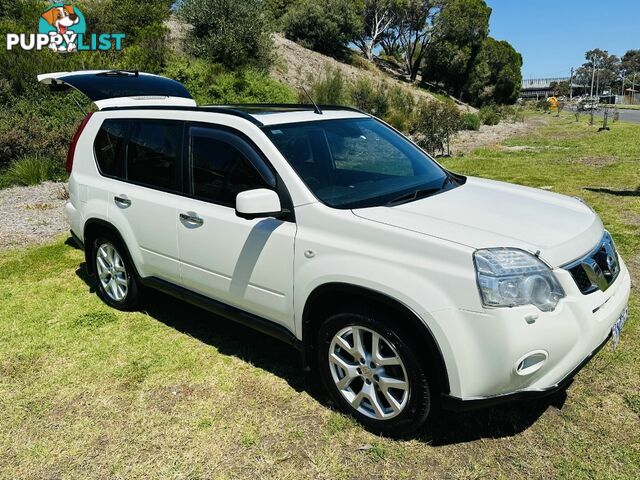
[100,105,265,126]
[211,103,370,115]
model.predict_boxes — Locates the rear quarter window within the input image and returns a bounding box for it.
[94,119,128,178]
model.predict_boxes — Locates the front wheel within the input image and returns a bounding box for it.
[317,312,431,437]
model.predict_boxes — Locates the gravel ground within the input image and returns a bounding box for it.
[0,182,69,252]
[451,116,547,155]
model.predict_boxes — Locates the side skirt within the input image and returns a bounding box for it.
[139,276,303,351]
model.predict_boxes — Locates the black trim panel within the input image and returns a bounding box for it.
[70,230,84,250]
[139,276,302,350]
[441,333,611,411]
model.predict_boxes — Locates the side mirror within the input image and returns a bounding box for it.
[235,189,282,220]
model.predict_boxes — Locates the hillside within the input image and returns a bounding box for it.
[271,36,448,107]
[165,18,473,111]
[271,35,474,112]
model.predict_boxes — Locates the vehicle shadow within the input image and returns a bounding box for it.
[74,258,568,446]
[585,187,640,197]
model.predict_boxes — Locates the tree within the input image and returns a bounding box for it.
[395,0,441,82]
[422,0,491,98]
[621,49,640,92]
[179,0,273,69]
[355,0,397,60]
[85,0,173,41]
[549,80,570,97]
[621,50,640,76]
[283,0,361,56]
[575,49,620,96]
[464,37,522,105]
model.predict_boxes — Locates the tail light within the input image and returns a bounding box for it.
[66,112,94,174]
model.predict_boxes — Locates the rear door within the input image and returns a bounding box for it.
[38,70,196,109]
[98,118,184,283]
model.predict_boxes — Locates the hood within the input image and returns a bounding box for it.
[352,177,603,267]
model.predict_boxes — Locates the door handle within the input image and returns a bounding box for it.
[180,212,204,226]
[114,195,131,208]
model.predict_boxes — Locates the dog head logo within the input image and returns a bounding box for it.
[39,3,86,52]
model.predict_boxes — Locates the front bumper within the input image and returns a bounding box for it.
[433,258,631,403]
[441,331,611,411]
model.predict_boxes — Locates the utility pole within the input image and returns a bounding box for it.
[633,72,637,104]
[570,67,574,100]
[590,56,596,98]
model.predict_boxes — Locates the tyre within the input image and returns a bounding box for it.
[92,235,139,311]
[317,311,431,437]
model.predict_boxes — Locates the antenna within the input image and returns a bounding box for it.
[301,86,323,115]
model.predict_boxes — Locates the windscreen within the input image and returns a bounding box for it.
[265,118,457,209]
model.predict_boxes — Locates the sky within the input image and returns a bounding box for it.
[485,0,639,79]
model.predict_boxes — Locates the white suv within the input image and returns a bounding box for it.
[42,71,631,436]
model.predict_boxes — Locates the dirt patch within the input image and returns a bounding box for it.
[568,156,619,167]
[0,182,68,252]
[451,116,547,155]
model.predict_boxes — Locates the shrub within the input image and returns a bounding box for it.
[162,58,296,104]
[410,100,461,156]
[350,79,389,117]
[283,0,361,56]
[0,156,65,188]
[305,67,349,105]
[180,0,273,69]
[382,86,416,132]
[0,90,82,170]
[461,112,481,131]
[479,105,501,125]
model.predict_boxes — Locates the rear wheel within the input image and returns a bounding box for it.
[92,236,139,310]
[317,311,431,437]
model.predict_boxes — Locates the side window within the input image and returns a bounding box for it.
[94,119,128,178]
[189,128,274,206]
[126,120,182,191]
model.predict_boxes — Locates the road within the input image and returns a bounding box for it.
[566,105,640,124]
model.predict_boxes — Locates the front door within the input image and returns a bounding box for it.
[175,125,296,331]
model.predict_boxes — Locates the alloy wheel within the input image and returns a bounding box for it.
[328,325,410,420]
[96,242,129,302]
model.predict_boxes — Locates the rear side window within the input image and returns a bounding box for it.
[189,127,275,206]
[126,120,183,191]
[94,119,128,178]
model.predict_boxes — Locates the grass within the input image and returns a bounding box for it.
[0,155,66,188]
[0,114,639,478]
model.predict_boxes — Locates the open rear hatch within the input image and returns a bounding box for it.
[38,70,196,110]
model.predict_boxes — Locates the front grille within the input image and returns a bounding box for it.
[564,232,620,295]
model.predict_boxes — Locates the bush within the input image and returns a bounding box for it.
[0,156,65,188]
[461,112,481,131]
[283,0,361,56]
[383,86,416,132]
[180,0,273,69]
[163,59,296,104]
[0,90,83,170]
[410,100,462,156]
[305,67,349,105]
[350,79,389,117]
[479,105,501,125]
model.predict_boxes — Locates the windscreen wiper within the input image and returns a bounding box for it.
[385,176,454,207]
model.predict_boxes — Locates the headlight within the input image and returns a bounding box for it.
[473,248,565,312]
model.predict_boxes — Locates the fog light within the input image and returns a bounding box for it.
[514,350,548,376]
